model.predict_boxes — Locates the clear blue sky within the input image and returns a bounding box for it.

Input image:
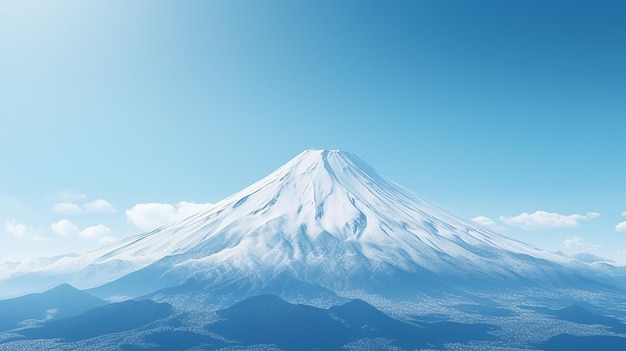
[1,0,625,262]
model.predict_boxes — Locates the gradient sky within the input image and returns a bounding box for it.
[1,0,625,263]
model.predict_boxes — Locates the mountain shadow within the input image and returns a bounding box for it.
[121,330,225,351]
[521,304,626,333]
[552,305,626,333]
[328,298,428,347]
[15,299,173,342]
[210,295,348,350]
[0,283,106,332]
[207,295,498,350]
[539,334,626,351]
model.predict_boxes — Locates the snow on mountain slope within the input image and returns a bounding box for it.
[0,150,613,298]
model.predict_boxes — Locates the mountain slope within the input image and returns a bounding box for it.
[207,295,496,351]
[15,299,173,342]
[0,150,615,299]
[211,295,348,350]
[0,284,106,331]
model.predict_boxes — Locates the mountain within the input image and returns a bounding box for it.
[0,150,617,300]
[524,304,626,333]
[0,283,106,332]
[539,334,626,351]
[515,303,626,350]
[2,294,494,350]
[211,295,349,350]
[14,299,174,342]
[208,295,495,351]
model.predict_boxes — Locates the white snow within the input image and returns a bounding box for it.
[0,149,613,297]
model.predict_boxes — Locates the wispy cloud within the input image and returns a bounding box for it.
[52,202,83,215]
[561,235,600,252]
[49,220,117,244]
[83,199,116,214]
[126,201,213,231]
[84,228,118,244]
[50,219,79,236]
[52,199,116,215]
[4,220,47,241]
[471,216,505,231]
[56,191,88,202]
[4,220,28,238]
[79,224,112,240]
[500,211,600,230]
[616,212,626,233]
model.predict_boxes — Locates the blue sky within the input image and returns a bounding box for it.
[1,0,625,263]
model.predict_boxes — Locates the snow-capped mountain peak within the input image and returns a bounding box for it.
[0,149,609,298]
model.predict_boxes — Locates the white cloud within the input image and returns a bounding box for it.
[51,219,79,236]
[471,216,495,226]
[79,224,112,240]
[52,199,116,215]
[126,203,176,231]
[4,219,28,238]
[471,216,505,231]
[562,236,587,250]
[51,219,116,243]
[616,221,626,233]
[4,220,46,241]
[126,201,213,231]
[83,199,116,214]
[561,236,600,252]
[500,211,600,230]
[53,202,82,215]
[56,191,87,201]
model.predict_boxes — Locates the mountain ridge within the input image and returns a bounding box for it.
[0,283,106,331]
[0,149,619,300]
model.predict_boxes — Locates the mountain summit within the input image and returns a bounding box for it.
[0,150,610,299]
